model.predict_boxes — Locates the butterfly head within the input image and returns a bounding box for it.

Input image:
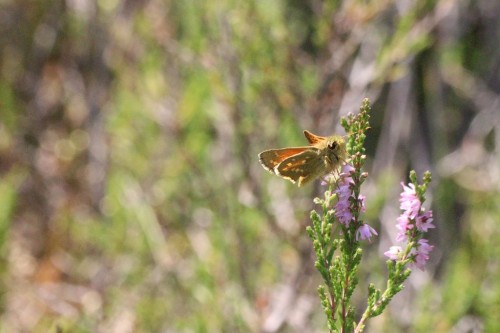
[324,135,347,164]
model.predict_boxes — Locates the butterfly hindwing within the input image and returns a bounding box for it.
[274,149,323,186]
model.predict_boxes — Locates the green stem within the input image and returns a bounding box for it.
[340,233,354,333]
[354,309,370,333]
[320,198,338,325]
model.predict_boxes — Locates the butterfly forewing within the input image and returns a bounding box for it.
[258,147,309,172]
[303,130,326,145]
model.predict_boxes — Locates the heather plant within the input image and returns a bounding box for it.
[308,99,435,333]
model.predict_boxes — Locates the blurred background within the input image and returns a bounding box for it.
[0,0,499,332]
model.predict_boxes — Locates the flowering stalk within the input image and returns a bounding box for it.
[384,172,434,270]
[355,171,434,332]
[307,99,435,333]
[308,99,375,332]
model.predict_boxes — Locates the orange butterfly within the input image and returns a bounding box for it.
[259,130,346,187]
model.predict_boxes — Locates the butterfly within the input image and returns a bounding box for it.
[258,130,347,187]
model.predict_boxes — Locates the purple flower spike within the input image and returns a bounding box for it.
[386,180,435,270]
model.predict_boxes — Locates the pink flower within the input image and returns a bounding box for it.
[334,165,356,227]
[356,223,378,241]
[411,239,434,270]
[415,210,435,232]
[384,246,402,260]
[341,164,356,178]
[399,183,421,219]
[335,202,352,226]
[358,195,366,213]
[337,183,352,198]
[395,215,413,242]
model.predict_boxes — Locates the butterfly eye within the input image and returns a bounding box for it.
[328,142,337,150]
